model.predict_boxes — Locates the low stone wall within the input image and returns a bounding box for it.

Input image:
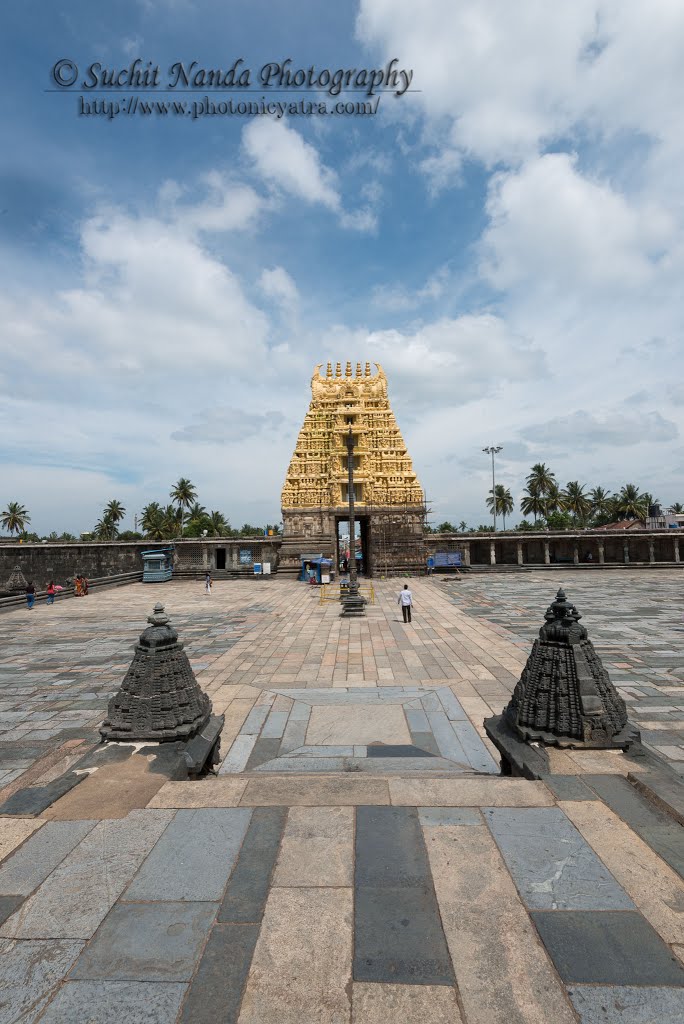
[0,542,167,592]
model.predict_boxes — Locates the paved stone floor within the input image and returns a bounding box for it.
[0,574,683,1022]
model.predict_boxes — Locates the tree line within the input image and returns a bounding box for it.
[0,479,281,542]
[427,464,682,533]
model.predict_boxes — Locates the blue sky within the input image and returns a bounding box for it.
[1,1,683,535]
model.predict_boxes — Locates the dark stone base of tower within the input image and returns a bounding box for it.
[101,603,224,774]
[280,505,426,577]
[485,589,640,760]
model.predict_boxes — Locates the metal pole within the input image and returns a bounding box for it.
[491,450,497,532]
[347,426,358,596]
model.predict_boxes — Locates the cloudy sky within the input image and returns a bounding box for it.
[2,1,683,535]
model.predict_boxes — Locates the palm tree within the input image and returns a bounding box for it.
[206,511,229,536]
[141,502,163,535]
[170,478,197,534]
[104,499,126,525]
[93,517,118,541]
[561,481,592,525]
[589,486,612,519]
[544,482,562,517]
[487,485,514,529]
[520,489,546,524]
[669,502,684,514]
[526,463,556,496]
[1,502,31,537]
[458,520,468,532]
[615,484,648,521]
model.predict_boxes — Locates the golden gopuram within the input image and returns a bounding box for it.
[279,361,427,575]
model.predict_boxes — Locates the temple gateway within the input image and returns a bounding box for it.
[279,361,427,576]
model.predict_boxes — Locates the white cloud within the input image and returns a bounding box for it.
[521,409,678,451]
[259,267,299,314]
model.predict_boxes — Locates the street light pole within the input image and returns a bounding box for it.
[341,426,366,617]
[482,446,503,532]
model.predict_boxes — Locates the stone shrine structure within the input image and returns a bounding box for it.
[280,361,426,575]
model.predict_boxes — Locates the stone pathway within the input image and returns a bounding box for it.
[0,575,682,1022]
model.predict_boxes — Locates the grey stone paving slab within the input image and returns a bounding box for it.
[532,910,684,986]
[568,985,684,1024]
[0,809,174,939]
[435,688,468,720]
[418,808,483,827]
[450,719,499,773]
[426,711,469,762]
[543,776,600,802]
[354,806,454,985]
[0,772,86,816]
[484,807,635,911]
[0,937,84,1024]
[124,809,252,902]
[353,886,455,985]
[241,706,270,734]
[39,981,188,1024]
[283,745,354,757]
[0,896,22,927]
[405,709,429,732]
[409,731,441,756]
[584,774,673,828]
[179,923,259,1024]
[261,710,289,739]
[638,825,684,879]
[219,734,258,774]
[245,738,282,771]
[0,819,96,896]
[218,807,287,923]
[71,902,217,982]
[366,744,434,758]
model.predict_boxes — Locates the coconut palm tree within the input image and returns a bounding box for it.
[544,482,562,517]
[104,499,126,525]
[520,489,546,524]
[93,517,118,541]
[1,502,31,537]
[141,502,163,535]
[669,502,684,514]
[458,520,468,532]
[562,481,592,525]
[487,485,515,529]
[615,484,648,521]
[206,511,229,536]
[170,478,197,534]
[526,463,556,496]
[589,486,612,519]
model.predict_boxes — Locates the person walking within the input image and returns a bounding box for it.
[397,583,413,623]
[82,576,89,596]
[46,581,56,605]
[26,581,36,610]
[74,576,82,597]
[205,571,212,595]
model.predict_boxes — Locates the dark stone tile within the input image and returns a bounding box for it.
[543,776,599,801]
[531,911,684,986]
[638,825,684,879]
[354,806,453,985]
[568,985,684,1023]
[585,775,673,828]
[244,738,281,771]
[366,745,434,758]
[355,806,430,889]
[353,885,454,985]
[180,923,259,1024]
[39,981,188,1024]
[218,807,287,924]
[0,894,23,925]
[0,773,85,815]
[408,732,441,756]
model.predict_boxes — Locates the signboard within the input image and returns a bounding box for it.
[253,563,262,575]
[239,549,252,565]
[434,551,462,567]
[262,562,271,574]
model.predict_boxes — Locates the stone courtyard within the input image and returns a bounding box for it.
[0,572,683,1022]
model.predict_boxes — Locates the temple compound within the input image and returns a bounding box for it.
[279,361,426,575]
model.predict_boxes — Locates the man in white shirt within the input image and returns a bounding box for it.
[398,584,413,623]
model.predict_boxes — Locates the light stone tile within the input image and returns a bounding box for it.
[0,818,44,864]
[426,824,576,1024]
[273,807,353,887]
[0,819,97,896]
[147,778,247,808]
[306,705,411,746]
[351,983,462,1024]
[237,887,352,1024]
[240,776,390,806]
[219,734,258,774]
[560,799,684,945]
[389,778,554,807]
[0,937,85,1023]
[0,809,174,940]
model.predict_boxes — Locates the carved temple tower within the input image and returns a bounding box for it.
[280,361,426,575]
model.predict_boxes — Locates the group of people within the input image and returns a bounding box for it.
[74,575,89,597]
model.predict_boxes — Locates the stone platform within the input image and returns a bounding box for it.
[0,576,683,1022]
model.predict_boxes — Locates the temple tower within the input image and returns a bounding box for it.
[280,361,426,575]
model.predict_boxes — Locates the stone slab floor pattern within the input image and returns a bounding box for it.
[0,573,682,1022]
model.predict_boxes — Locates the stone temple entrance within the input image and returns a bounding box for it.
[279,361,426,576]
[336,516,371,575]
